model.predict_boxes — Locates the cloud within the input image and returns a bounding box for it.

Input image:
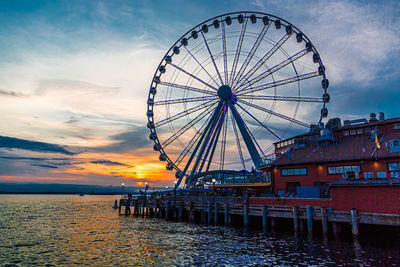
[93,127,152,153]
[0,89,26,97]
[0,136,75,155]
[31,163,59,169]
[90,159,130,166]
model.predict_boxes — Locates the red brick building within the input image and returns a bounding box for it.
[261,113,400,196]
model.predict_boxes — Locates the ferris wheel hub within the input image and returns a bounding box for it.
[217,85,232,100]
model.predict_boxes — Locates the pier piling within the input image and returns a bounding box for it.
[189,201,194,223]
[351,209,359,236]
[306,205,313,236]
[292,206,298,233]
[244,204,249,229]
[214,202,219,225]
[165,200,170,220]
[262,205,268,233]
[208,201,212,225]
[321,207,328,236]
[178,201,183,221]
[224,204,229,226]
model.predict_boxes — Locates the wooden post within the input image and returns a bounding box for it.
[332,222,340,238]
[173,204,177,220]
[165,200,170,220]
[292,206,298,233]
[134,199,138,217]
[270,217,276,231]
[321,207,328,236]
[208,201,212,225]
[125,199,130,215]
[262,205,268,233]
[155,202,159,218]
[224,203,229,226]
[189,201,194,223]
[214,202,219,225]
[306,205,313,236]
[142,199,146,217]
[118,199,122,215]
[178,201,183,221]
[243,204,249,229]
[351,209,359,236]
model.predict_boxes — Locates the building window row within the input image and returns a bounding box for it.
[276,139,294,148]
[327,165,361,174]
[393,123,400,130]
[281,168,307,176]
[342,127,373,136]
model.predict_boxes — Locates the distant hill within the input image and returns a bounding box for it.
[0,183,165,194]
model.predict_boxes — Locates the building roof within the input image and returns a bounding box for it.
[271,132,400,166]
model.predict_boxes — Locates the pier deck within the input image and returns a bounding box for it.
[119,196,400,237]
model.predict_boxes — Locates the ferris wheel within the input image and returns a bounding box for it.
[146,12,329,189]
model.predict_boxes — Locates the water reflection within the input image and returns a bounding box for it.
[0,195,399,266]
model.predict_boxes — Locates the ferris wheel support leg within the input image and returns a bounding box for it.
[228,101,262,169]
[174,101,223,191]
[189,102,224,180]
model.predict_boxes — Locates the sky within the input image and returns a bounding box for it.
[0,0,399,187]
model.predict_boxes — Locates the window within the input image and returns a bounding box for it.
[364,172,374,179]
[281,167,307,176]
[328,165,361,175]
[391,139,400,146]
[350,129,357,135]
[343,130,349,136]
[356,128,363,135]
[393,123,400,130]
[364,127,371,133]
[388,162,400,171]
[377,172,387,179]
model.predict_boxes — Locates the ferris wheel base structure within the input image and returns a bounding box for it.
[146,12,329,191]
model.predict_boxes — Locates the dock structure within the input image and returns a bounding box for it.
[119,196,400,238]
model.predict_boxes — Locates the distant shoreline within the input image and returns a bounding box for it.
[0,192,119,195]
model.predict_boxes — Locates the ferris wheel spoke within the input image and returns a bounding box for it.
[231,22,271,87]
[235,48,311,92]
[155,99,217,128]
[162,104,215,148]
[239,94,324,103]
[167,62,218,91]
[232,33,290,91]
[230,109,246,170]
[229,17,248,86]
[236,103,281,140]
[238,99,310,128]
[220,102,228,170]
[158,81,216,95]
[153,96,217,106]
[200,30,224,86]
[236,71,319,95]
[221,20,228,85]
[183,46,220,87]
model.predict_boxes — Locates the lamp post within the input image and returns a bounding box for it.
[121,182,125,198]
[174,181,177,196]
[212,178,216,194]
[144,182,149,196]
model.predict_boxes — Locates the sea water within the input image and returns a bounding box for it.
[0,194,398,266]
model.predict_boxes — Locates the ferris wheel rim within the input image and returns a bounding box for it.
[146,11,329,182]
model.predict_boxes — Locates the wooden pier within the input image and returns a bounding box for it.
[119,196,400,237]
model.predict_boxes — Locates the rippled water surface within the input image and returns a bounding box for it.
[0,195,398,266]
